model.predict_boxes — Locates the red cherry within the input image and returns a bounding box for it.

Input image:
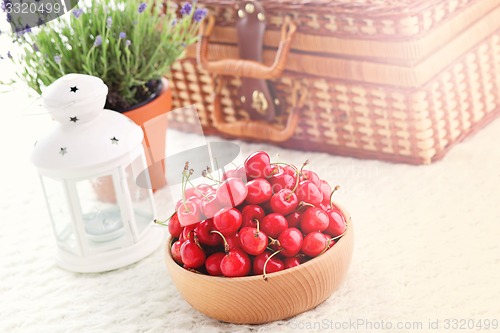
[245,178,272,204]
[282,165,297,177]
[319,180,332,204]
[200,193,222,219]
[263,164,280,178]
[241,204,265,228]
[220,249,251,277]
[216,177,248,207]
[184,187,198,199]
[261,213,288,238]
[213,207,242,235]
[167,213,182,238]
[194,219,222,247]
[285,211,302,228]
[239,227,268,256]
[205,252,225,276]
[180,224,196,242]
[177,201,202,226]
[301,170,321,189]
[270,189,298,216]
[297,180,323,206]
[269,172,296,194]
[278,227,304,257]
[283,257,301,269]
[171,240,183,264]
[302,231,329,257]
[187,195,202,207]
[180,239,206,268]
[235,165,248,182]
[197,183,215,196]
[300,207,329,234]
[325,207,347,237]
[223,166,247,182]
[252,251,285,275]
[226,232,241,250]
[244,151,270,179]
[175,199,183,211]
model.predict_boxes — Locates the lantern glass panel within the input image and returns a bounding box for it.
[75,175,125,244]
[126,156,155,237]
[41,176,80,255]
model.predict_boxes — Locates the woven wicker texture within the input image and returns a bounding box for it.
[206,0,499,63]
[167,31,500,164]
[204,0,475,39]
[167,0,500,164]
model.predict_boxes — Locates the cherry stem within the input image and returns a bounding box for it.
[153,211,176,227]
[299,159,310,174]
[319,239,330,256]
[263,249,283,281]
[181,163,195,213]
[193,234,203,249]
[187,179,210,200]
[210,230,229,254]
[298,201,315,210]
[270,161,301,198]
[202,172,223,184]
[185,268,202,274]
[267,236,281,247]
[214,157,221,182]
[254,219,260,234]
[328,220,349,243]
[181,171,188,212]
[329,185,341,208]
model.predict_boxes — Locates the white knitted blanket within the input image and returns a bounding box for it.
[1,84,499,333]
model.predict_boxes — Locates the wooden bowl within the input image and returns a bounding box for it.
[164,204,353,324]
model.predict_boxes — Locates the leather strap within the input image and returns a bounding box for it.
[236,1,278,121]
[212,77,306,142]
[197,15,296,79]
[196,11,300,142]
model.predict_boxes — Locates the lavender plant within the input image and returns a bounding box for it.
[5,0,207,111]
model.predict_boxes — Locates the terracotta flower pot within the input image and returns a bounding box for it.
[93,78,171,203]
[124,77,171,191]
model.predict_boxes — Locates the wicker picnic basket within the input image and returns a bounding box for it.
[167,0,500,164]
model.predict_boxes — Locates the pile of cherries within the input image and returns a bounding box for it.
[157,151,347,279]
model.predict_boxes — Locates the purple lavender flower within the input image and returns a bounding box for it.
[138,3,147,14]
[106,16,112,28]
[1,0,10,12]
[54,55,61,64]
[7,51,12,59]
[94,35,102,47]
[72,8,83,19]
[193,8,208,22]
[32,43,39,52]
[180,2,192,16]
[125,40,131,47]
[119,32,126,39]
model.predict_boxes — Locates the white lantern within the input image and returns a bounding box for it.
[31,74,164,273]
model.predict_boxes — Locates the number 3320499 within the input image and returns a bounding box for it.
[444,319,498,330]
[5,2,62,14]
